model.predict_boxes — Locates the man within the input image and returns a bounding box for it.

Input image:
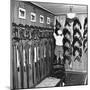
[53,21,64,64]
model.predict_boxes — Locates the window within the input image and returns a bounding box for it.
[40,15,44,23]
[31,12,36,22]
[47,17,50,24]
[19,7,26,19]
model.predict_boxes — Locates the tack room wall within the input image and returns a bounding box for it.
[11,0,55,28]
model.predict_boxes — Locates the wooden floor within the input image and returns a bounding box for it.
[35,71,87,88]
[49,64,87,87]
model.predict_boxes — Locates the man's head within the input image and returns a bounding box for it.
[57,29,62,35]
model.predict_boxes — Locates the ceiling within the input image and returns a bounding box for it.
[30,1,87,15]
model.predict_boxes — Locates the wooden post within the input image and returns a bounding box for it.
[28,46,33,87]
[12,44,18,89]
[18,42,24,89]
